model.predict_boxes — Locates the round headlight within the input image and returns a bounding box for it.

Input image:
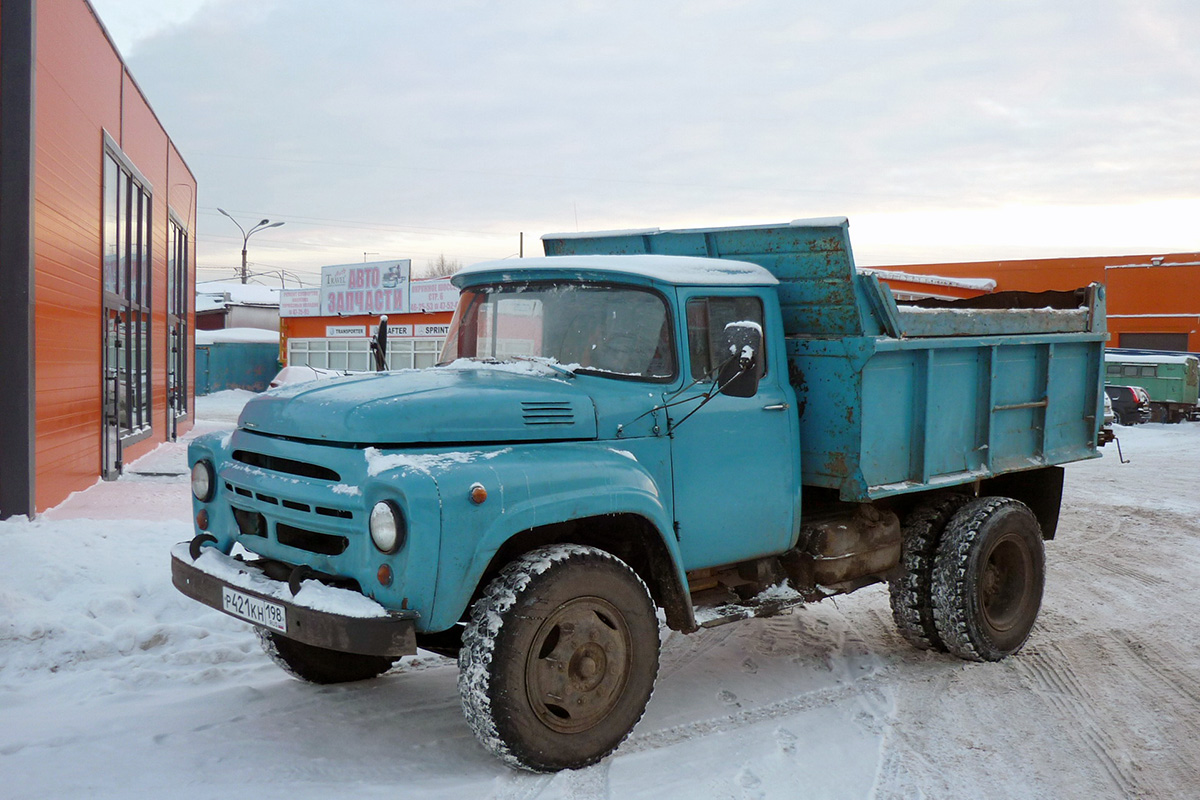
[369,500,406,554]
[191,460,215,503]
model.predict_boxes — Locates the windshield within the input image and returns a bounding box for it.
[439,282,676,381]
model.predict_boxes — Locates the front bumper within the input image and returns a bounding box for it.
[171,542,417,658]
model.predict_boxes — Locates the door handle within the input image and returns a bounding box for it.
[762,403,789,411]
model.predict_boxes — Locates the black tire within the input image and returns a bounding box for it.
[931,497,1045,662]
[257,629,396,684]
[458,545,659,772]
[888,493,971,652]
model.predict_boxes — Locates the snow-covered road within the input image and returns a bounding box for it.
[3,395,1198,799]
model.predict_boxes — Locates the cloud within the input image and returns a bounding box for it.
[101,0,1200,280]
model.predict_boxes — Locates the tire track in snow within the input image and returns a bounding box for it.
[1111,633,1200,711]
[656,623,740,682]
[1016,642,1144,798]
[619,676,879,755]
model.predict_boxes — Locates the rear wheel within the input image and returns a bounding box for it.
[257,629,396,684]
[931,497,1045,662]
[888,493,971,652]
[458,545,660,772]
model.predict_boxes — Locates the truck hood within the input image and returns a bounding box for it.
[239,364,597,445]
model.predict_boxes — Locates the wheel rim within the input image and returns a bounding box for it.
[524,596,633,734]
[978,532,1034,633]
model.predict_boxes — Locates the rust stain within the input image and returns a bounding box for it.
[824,451,849,477]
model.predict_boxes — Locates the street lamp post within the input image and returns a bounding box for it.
[217,208,285,284]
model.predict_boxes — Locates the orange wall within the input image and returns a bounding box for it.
[886,253,1200,352]
[32,0,198,511]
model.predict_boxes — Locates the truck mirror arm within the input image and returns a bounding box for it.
[622,352,750,434]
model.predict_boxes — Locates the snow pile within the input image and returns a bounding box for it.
[0,515,259,685]
[194,389,257,423]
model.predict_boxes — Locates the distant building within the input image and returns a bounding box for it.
[196,282,281,332]
[0,0,198,518]
[279,262,457,372]
[882,252,1200,352]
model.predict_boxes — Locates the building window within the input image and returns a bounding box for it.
[1118,332,1189,351]
[102,147,153,441]
[167,215,190,428]
[288,338,444,371]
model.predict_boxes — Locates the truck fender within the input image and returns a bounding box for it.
[428,444,695,632]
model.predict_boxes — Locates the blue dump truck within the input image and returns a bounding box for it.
[173,218,1108,771]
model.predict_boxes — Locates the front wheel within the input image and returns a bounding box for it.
[257,629,396,684]
[931,497,1045,662]
[458,545,660,772]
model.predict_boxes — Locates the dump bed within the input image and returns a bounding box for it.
[543,218,1108,502]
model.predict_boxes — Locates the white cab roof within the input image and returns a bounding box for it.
[456,254,779,287]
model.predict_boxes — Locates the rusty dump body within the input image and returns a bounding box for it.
[544,217,1108,506]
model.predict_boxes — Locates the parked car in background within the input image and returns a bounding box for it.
[1105,384,1152,425]
[1104,352,1200,423]
[267,365,342,389]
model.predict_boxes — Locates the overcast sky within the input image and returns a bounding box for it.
[88,0,1200,286]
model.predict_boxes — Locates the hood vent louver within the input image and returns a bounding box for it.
[522,400,575,426]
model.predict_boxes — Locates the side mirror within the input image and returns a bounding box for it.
[717,321,762,398]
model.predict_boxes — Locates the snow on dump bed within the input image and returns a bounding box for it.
[895,305,1091,336]
[456,254,779,286]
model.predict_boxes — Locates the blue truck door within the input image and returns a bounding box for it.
[669,291,797,569]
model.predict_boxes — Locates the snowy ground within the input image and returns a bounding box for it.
[3,393,1198,799]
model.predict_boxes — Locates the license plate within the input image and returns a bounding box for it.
[222,587,287,633]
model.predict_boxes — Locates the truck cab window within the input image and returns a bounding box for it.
[686,296,765,382]
[439,282,676,381]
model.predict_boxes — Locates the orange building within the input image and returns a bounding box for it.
[883,253,1200,352]
[0,0,198,518]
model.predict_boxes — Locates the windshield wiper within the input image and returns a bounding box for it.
[511,357,577,378]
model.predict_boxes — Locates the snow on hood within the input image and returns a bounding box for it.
[239,361,597,445]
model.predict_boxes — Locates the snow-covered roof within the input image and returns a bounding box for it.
[456,255,779,286]
[196,327,280,345]
[1104,353,1197,365]
[196,282,282,312]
